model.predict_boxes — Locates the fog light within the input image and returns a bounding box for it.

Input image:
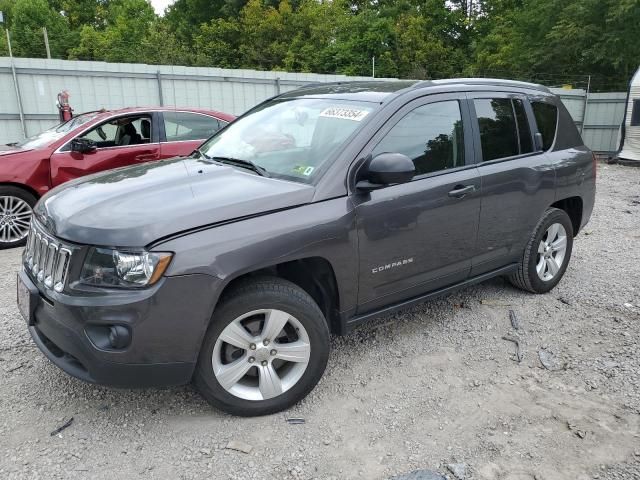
[108,325,131,349]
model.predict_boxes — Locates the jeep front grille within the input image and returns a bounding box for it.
[23,222,72,293]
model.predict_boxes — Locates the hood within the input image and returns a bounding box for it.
[36,157,315,246]
[0,146,31,155]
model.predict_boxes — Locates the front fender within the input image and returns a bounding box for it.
[155,197,359,314]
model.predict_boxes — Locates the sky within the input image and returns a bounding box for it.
[150,0,175,15]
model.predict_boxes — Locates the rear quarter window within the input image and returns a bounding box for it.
[532,102,558,150]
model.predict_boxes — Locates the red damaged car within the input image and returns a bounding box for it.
[0,107,234,248]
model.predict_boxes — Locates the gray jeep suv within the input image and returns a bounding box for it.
[17,79,596,416]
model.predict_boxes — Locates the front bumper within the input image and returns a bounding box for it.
[20,268,220,388]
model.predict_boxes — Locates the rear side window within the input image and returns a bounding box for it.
[531,102,558,150]
[631,99,640,127]
[163,112,223,142]
[372,100,465,176]
[474,98,520,161]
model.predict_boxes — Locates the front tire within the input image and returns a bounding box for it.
[194,276,330,416]
[0,186,36,249]
[509,208,574,293]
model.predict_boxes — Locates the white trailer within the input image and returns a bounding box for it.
[618,66,640,164]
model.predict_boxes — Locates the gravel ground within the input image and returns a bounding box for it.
[1,163,639,480]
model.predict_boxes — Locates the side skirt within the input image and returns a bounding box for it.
[342,263,518,334]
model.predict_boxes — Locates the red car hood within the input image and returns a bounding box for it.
[0,146,32,156]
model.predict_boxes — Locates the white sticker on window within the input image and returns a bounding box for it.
[319,107,369,122]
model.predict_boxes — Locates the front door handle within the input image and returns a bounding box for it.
[448,185,476,198]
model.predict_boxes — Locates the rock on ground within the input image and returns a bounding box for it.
[0,163,639,479]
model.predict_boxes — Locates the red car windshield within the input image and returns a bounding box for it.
[14,112,100,149]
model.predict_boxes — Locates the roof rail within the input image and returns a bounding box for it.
[412,78,551,93]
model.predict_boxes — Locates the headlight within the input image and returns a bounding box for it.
[80,248,173,288]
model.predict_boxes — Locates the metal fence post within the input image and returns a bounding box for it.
[275,77,281,95]
[580,75,591,135]
[156,71,164,106]
[43,27,51,59]
[6,29,26,138]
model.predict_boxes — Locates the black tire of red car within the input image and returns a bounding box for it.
[194,276,330,417]
[0,186,36,249]
[509,208,574,293]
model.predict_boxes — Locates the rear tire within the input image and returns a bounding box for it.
[194,276,330,416]
[509,208,574,293]
[0,186,36,249]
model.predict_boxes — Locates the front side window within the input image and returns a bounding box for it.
[372,100,465,176]
[198,98,377,183]
[79,115,152,148]
[164,112,224,142]
[531,101,558,151]
[474,98,520,161]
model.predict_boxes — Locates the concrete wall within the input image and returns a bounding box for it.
[0,57,627,153]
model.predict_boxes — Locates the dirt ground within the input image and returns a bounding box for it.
[0,163,639,480]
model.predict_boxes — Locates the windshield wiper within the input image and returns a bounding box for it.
[208,156,271,177]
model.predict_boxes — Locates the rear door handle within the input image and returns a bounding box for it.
[448,185,476,198]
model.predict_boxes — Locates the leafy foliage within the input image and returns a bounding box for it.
[0,0,637,90]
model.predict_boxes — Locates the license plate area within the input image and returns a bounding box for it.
[17,272,38,326]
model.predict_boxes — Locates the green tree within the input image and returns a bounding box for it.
[165,0,226,43]
[140,18,193,65]
[472,0,640,89]
[70,0,156,62]
[50,0,110,29]
[6,0,73,58]
[193,17,241,68]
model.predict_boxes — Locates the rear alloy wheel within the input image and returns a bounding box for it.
[535,222,568,282]
[194,277,330,416]
[509,207,574,293]
[0,187,36,249]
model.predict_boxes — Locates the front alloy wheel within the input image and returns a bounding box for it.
[0,187,36,249]
[212,309,311,401]
[194,277,330,416]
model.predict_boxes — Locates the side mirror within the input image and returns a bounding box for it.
[534,132,544,152]
[356,153,415,191]
[71,137,96,154]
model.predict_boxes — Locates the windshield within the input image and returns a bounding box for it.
[14,112,100,149]
[198,98,377,183]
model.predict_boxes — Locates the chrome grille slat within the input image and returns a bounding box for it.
[23,221,73,293]
[31,232,42,275]
[37,236,49,282]
[44,243,58,288]
[54,249,71,293]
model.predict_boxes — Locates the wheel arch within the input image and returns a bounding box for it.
[216,256,342,335]
[550,196,583,236]
[0,182,40,202]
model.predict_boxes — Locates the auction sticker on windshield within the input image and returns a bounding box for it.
[319,107,370,122]
[293,165,315,176]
